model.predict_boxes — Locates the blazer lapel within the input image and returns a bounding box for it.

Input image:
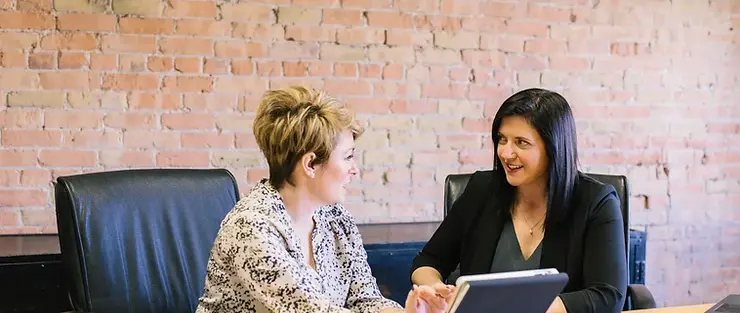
[540,218,569,272]
[466,196,505,274]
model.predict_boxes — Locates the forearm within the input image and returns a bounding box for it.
[378,308,404,313]
[411,266,445,286]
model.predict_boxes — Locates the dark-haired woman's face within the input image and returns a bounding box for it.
[496,116,549,188]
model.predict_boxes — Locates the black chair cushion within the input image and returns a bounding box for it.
[55,169,239,313]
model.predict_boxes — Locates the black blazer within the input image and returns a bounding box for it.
[412,170,628,313]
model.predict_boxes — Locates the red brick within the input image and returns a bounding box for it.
[204,58,228,75]
[421,83,467,99]
[175,20,231,37]
[0,72,39,89]
[386,29,433,46]
[160,37,213,55]
[183,93,238,112]
[19,169,51,187]
[336,28,384,45]
[90,53,117,70]
[156,151,210,167]
[334,63,357,77]
[38,150,97,167]
[390,100,436,114]
[2,129,62,147]
[28,52,57,69]
[40,32,97,50]
[269,42,319,59]
[214,76,269,93]
[173,57,201,73]
[123,131,179,148]
[1,52,27,68]
[462,50,505,68]
[100,150,154,167]
[57,13,116,31]
[128,93,182,110]
[322,9,363,25]
[162,76,212,92]
[366,12,415,28]
[434,31,479,49]
[161,113,215,130]
[283,61,308,76]
[232,23,285,41]
[231,60,254,75]
[368,46,415,63]
[59,52,88,69]
[215,41,264,58]
[319,44,365,61]
[44,110,103,128]
[285,25,335,42]
[508,55,548,70]
[505,20,549,37]
[102,73,159,91]
[256,61,281,76]
[358,63,383,78]
[104,112,158,129]
[164,0,218,18]
[119,18,173,35]
[348,99,391,114]
[525,39,568,55]
[147,56,173,72]
[277,7,322,24]
[323,80,372,96]
[182,133,234,148]
[0,0,12,10]
[527,4,572,22]
[63,130,122,147]
[119,54,147,72]
[0,150,38,166]
[0,11,54,29]
[221,3,274,22]
[0,190,47,207]
[415,15,462,31]
[102,35,157,53]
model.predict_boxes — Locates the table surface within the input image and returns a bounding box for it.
[627,304,713,312]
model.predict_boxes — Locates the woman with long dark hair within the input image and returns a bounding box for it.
[410,88,628,313]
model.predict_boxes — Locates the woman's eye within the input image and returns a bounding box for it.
[517,139,530,146]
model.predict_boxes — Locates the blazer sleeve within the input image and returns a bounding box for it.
[209,215,352,313]
[559,193,629,313]
[338,214,404,313]
[410,171,488,280]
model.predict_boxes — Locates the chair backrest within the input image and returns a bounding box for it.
[54,169,239,313]
[443,172,630,256]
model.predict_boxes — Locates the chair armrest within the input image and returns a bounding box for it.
[627,284,656,310]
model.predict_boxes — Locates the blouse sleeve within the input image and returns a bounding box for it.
[211,213,352,313]
[335,211,404,313]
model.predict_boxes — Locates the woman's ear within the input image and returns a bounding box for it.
[299,152,317,178]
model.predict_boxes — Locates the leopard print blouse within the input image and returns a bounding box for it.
[195,179,403,313]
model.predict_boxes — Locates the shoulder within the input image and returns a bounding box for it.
[217,182,289,244]
[572,173,621,217]
[457,170,496,193]
[318,203,360,239]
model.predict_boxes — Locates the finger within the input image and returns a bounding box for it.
[414,285,447,312]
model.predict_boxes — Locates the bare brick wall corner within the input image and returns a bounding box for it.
[0,0,738,306]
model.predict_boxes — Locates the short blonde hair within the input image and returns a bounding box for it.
[253,85,363,189]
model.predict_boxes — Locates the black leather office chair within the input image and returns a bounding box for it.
[443,172,657,310]
[54,169,239,313]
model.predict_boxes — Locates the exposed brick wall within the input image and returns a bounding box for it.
[0,0,738,306]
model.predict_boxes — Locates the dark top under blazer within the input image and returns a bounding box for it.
[412,170,628,313]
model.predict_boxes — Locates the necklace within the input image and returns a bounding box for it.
[515,213,545,235]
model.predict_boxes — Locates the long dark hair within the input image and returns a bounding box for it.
[490,88,579,228]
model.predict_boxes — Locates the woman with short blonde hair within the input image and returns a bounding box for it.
[196,86,445,313]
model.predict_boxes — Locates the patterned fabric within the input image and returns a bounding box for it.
[195,179,403,313]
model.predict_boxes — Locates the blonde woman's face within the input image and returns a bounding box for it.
[311,130,358,205]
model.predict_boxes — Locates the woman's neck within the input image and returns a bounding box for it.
[277,183,318,228]
[514,180,548,214]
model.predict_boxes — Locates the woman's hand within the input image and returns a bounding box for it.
[404,284,457,313]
